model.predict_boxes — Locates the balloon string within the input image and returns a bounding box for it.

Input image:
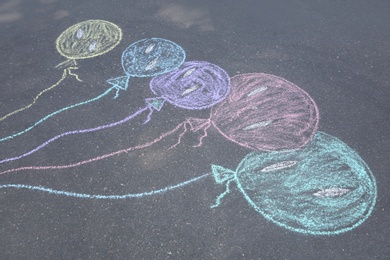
[67,67,82,82]
[113,88,120,99]
[0,106,149,164]
[193,123,211,147]
[0,173,211,199]
[169,122,188,150]
[210,179,234,208]
[0,122,185,175]
[0,87,116,143]
[55,59,77,69]
[0,69,70,123]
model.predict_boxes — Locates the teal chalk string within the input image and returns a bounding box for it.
[210,179,234,208]
[0,173,211,199]
[0,87,115,142]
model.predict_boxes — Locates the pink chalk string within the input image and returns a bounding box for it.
[169,122,188,150]
[193,121,211,147]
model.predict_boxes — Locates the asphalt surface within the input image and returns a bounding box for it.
[1,0,389,259]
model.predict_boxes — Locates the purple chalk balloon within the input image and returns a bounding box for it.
[210,73,319,151]
[150,61,230,110]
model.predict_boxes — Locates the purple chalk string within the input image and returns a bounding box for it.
[0,106,149,164]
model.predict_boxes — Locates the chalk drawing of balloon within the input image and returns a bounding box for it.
[0,20,122,124]
[107,37,186,96]
[0,61,230,165]
[0,38,185,144]
[148,61,230,110]
[55,19,122,68]
[0,132,376,236]
[211,132,377,235]
[169,73,319,151]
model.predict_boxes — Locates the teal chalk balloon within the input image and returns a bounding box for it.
[211,132,377,235]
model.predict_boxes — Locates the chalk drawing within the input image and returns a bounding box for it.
[170,73,319,150]
[0,61,230,164]
[0,132,376,235]
[0,24,375,237]
[55,20,122,68]
[210,132,377,235]
[0,88,114,143]
[0,69,77,123]
[0,106,150,164]
[0,20,122,123]
[0,173,211,199]
[149,61,231,110]
[0,123,185,175]
[107,37,186,97]
[2,72,318,168]
[0,38,186,143]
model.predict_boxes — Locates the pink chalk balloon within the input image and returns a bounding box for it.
[185,73,319,151]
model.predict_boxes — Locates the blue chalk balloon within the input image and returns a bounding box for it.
[122,38,186,77]
[107,38,186,93]
[211,132,377,235]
